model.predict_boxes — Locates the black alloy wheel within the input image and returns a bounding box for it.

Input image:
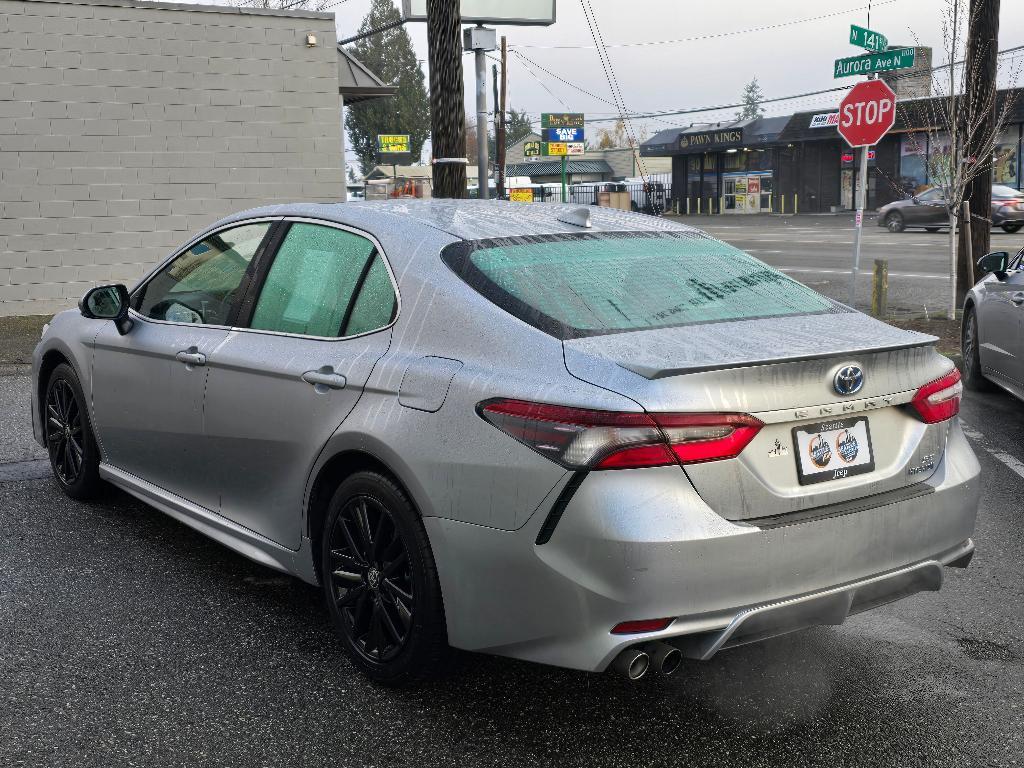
[44,363,103,499]
[46,378,83,485]
[885,211,905,233]
[322,471,450,686]
[328,494,414,664]
[1001,222,1023,233]
[961,307,992,391]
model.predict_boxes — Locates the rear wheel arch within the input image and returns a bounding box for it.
[307,449,423,583]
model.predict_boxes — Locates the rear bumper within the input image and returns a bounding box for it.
[993,206,1024,225]
[425,419,981,672]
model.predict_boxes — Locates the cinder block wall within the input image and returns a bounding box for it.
[0,0,344,317]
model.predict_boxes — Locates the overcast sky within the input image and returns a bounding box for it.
[203,1,1024,166]
[326,0,1023,164]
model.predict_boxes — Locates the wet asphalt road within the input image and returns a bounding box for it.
[2,382,1024,767]
[669,213,1024,316]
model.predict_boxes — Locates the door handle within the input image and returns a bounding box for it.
[1011,292,1024,306]
[302,368,347,391]
[175,348,206,366]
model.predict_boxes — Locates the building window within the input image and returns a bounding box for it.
[899,133,929,194]
[992,126,1020,188]
[723,151,746,172]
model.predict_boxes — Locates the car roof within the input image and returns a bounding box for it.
[205,199,696,242]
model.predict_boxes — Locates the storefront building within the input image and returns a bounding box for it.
[640,89,1024,215]
[640,117,788,214]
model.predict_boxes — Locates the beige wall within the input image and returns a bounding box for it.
[0,0,344,316]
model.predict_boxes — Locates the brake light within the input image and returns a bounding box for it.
[477,399,762,470]
[910,368,962,423]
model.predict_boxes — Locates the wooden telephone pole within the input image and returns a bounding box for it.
[427,0,466,198]
[958,0,1001,304]
[495,36,508,199]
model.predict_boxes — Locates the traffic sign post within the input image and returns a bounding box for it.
[838,79,897,306]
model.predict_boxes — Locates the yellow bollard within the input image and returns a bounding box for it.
[781,195,785,215]
[794,193,799,215]
[697,197,701,215]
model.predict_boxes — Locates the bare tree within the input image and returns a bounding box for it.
[901,0,1020,318]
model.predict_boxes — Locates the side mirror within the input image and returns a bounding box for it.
[911,195,920,203]
[80,284,133,335]
[977,251,1010,279]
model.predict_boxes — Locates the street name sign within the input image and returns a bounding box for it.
[541,112,584,129]
[834,47,914,78]
[849,24,888,52]
[544,126,584,142]
[377,134,411,153]
[837,80,896,148]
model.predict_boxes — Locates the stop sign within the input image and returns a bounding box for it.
[837,79,896,147]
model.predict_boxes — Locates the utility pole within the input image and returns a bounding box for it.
[495,35,508,199]
[427,0,466,199]
[464,26,496,199]
[959,0,1001,305]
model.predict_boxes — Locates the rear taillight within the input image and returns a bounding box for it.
[910,368,962,423]
[478,399,762,470]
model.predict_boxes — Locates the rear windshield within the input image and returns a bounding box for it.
[441,231,838,339]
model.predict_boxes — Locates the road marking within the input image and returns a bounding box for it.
[777,266,948,280]
[961,422,1024,480]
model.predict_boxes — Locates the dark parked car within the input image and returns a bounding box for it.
[877,185,1024,233]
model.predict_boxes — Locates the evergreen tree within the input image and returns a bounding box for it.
[506,108,535,146]
[345,0,431,175]
[736,78,765,120]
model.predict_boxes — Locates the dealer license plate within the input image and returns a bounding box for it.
[792,417,875,486]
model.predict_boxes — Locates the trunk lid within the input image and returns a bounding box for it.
[563,311,953,521]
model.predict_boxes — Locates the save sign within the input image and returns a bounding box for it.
[837,80,896,148]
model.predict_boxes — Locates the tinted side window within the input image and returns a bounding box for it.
[249,223,394,338]
[343,255,397,336]
[135,222,271,325]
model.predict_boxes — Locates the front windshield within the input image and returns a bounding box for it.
[442,231,838,340]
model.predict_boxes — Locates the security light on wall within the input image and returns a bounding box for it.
[306,33,317,47]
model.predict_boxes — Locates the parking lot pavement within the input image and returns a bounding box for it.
[3,374,1023,768]
[668,213,1024,316]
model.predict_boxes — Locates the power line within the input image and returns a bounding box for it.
[510,0,901,50]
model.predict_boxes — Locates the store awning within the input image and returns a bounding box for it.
[505,159,613,177]
[639,116,787,157]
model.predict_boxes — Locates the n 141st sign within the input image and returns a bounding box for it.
[838,79,896,148]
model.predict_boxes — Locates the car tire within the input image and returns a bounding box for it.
[885,212,905,233]
[44,362,104,500]
[1001,222,1023,233]
[321,470,451,687]
[961,307,991,391]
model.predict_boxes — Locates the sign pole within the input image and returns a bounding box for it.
[561,155,567,203]
[849,141,870,306]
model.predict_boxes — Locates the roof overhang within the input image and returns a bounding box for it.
[337,46,396,105]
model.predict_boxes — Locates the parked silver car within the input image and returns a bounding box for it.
[963,246,1024,399]
[33,201,980,686]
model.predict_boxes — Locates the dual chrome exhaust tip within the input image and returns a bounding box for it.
[609,642,682,680]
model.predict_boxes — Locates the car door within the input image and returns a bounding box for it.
[977,250,1024,385]
[201,219,398,549]
[91,220,276,507]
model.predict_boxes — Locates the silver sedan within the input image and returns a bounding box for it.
[963,247,1024,399]
[32,201,980,685]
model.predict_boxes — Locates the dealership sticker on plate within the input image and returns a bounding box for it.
[792,417,874,485]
